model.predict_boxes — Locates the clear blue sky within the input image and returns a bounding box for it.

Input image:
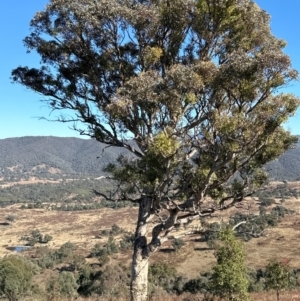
[0,0,299,139]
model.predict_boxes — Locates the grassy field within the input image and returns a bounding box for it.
[1,195,300,275]
[1,181,300,300]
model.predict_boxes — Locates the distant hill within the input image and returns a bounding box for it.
[0,136,299,182]
[0,136,133,181]
[265,136,300,181]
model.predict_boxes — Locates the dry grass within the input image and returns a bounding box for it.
[1,193,300,277]
[251,290,300,301]
[22,291,300,301]
[0,177,62,187]
[0,205,137,259]
[1,182,300,299]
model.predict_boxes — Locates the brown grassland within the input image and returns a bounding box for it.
[1,181,300,300]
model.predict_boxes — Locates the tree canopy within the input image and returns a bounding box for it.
[12,0,299,300]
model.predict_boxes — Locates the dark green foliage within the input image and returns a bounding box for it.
[183,275,211,294]
[226,205,294,242]
[90,243,102,257]
[247,268,266,292]
[70,254,87,272]
[271,205,294,218]
[149,262,177,284]
[43,234,53,243]
[0,179,116,208]
[102,236,120,255]
[77,264,130,298]
[33,242,78,269]
[92,225,134,253]
[34,247,56,269]
[148,262,184,294]
[119,232,135,251]
[0,255,34,301]
[77,264,94,296]
[90,243,103,258]
[229,212,278,241]
[22,229,53,246]
[54,241,77,261]
[204,222,225,248]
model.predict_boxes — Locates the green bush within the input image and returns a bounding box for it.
[120,232,135,251]
[204,222,224,248]
[90,236,119,261]
[43,234,53,243]
[54,241,77,262]
[22,229,53,246]
[149,262,178,294]
[77,264,130,297]
[34,241,78,269]
[103,236,119,254]
[172,238,185,251]
[46,271,78,300]
[247,268,266,292]
[101,224,125,236]
[229,212,278,241]
[183,276,210,294]
[271,205,294,218]
[0,255,34,301]
[260,198,276,207]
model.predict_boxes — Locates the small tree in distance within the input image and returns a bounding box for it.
[210,228,250,301]
[12,0,299,300]
[265,259,291,301]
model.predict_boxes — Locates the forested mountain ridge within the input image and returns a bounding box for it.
[0,136,133,181]
[0,136,299,182]
[265,136,300,181]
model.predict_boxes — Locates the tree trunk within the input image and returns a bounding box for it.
[130,196,153,301]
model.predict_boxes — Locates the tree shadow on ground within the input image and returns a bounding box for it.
[159,248,175,253]
[56,265,75,273]
[194,247,211,251]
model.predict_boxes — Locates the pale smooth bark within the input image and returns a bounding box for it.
[130,197,180,301]
[130,196,153,301]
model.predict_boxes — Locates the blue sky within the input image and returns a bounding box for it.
[0,0,299,139]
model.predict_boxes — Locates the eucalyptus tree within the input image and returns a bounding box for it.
[12,0,299,300]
